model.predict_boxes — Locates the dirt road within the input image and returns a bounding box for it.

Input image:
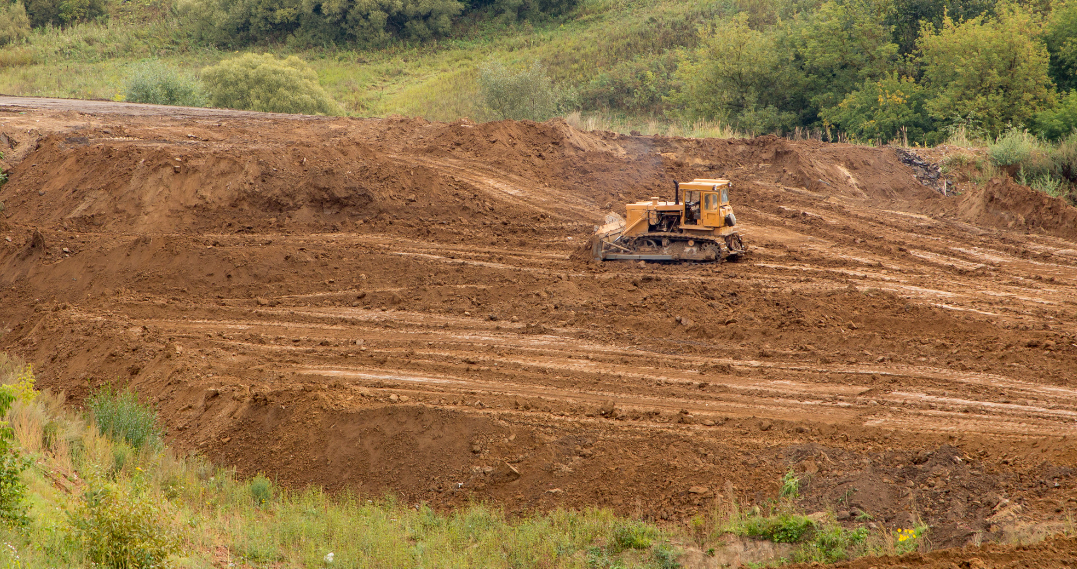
[2,96,1076,559]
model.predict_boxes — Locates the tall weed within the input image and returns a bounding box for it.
[123,59,206,106]
[86,387,162,451]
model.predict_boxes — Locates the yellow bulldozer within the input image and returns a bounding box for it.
[591,178,746,262]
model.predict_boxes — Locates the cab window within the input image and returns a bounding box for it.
[704,193,718,210]
[721,187,729,203]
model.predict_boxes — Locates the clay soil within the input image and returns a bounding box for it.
[2,97,1077,566]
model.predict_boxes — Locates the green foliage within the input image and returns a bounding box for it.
[740,513,816,543]
[68,483,179,569]
[124,59,206,107]
[1033,90,1077,141]
[467,0,579,21]
[793,524,868,563]
[1045,0,1077,93]
[23,0,107,28]
[201,53,340,115]
[0,386,28,528]
[0,1,31,46]
[184,0,465,47]
[918,5,1054,136]
[1021,170,1066,197]
[823,73,932,143]
[581,53,676,114]
[780,468,800,499]
[671,13,798,133]
[610,521,655,552]
[795,0,900,114]
[87,386,163,451]
[249,473,274,507]
[1053,131,1077,183]
[990,127,1040,167]
[886,0,996,55]
[479,59,570,121]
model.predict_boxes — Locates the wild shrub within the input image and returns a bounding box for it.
[780,468,800,499]
[23,0,107,28]
[69,483,178,569]
[1033,90,1077,141]
[0,1,30,46]
[989,127,1040,167]
[249,474,274,507]
[124,60,206,107]
[201,53,340,115]
[610,521,655,552]
[740,512,815,543]
[478,59,570,121]
[580,53,675,114]
[793,524,868,563]
[1053,131,1077,182]
[87,387,162,451]
[0,386,29,527]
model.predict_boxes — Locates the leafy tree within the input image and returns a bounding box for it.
[124,60,207,107]
[582,53,676,114]
[202,53,340,115]
[671,13,800,133]
[796,0,901,115]
[886,0,997,55]
[23,0,106,27]
[917,5,1054,136]
[1033,90,1077,141]
[186,0,465,46]
[0,1,30,46]
[822,73,932,142]
[479,59,570,121]
[1045,0,1077,93]
[466,0,578,20]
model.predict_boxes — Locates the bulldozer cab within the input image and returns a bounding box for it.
[685,182,730,229]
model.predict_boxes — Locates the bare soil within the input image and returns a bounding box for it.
[3,97,1077,565]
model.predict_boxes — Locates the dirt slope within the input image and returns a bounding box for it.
[2,97,1077,564]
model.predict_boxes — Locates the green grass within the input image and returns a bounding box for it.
[86,386,163,451]
[0,0,722,130]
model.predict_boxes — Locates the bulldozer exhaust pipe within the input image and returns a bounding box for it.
[674,180,680,204]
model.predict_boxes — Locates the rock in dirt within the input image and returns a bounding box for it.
[490,461,520,484]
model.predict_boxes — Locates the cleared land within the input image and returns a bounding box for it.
[2,97,1077,565]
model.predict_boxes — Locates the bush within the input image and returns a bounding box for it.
[741,513,815,543]
[23,0,106,28]
[610,522,654,552]
[87,387,163,451]
[1053,131,1077,182]
[580,54,675,114]
[1033,90,1077,142]
[0,1,30,46]
[793,525,868,563]
[478,60,571,121]
[989,127,1040,167]
[185,0,463,47]
[201,53,340,115]
[124,60,207,107]
[0,386,29,527]
[69,483,179,569]
[249,474,274,507]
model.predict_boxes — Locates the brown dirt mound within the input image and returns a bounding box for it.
[956,178,1077,240]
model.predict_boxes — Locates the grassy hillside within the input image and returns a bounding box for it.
[0,0,712,122]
